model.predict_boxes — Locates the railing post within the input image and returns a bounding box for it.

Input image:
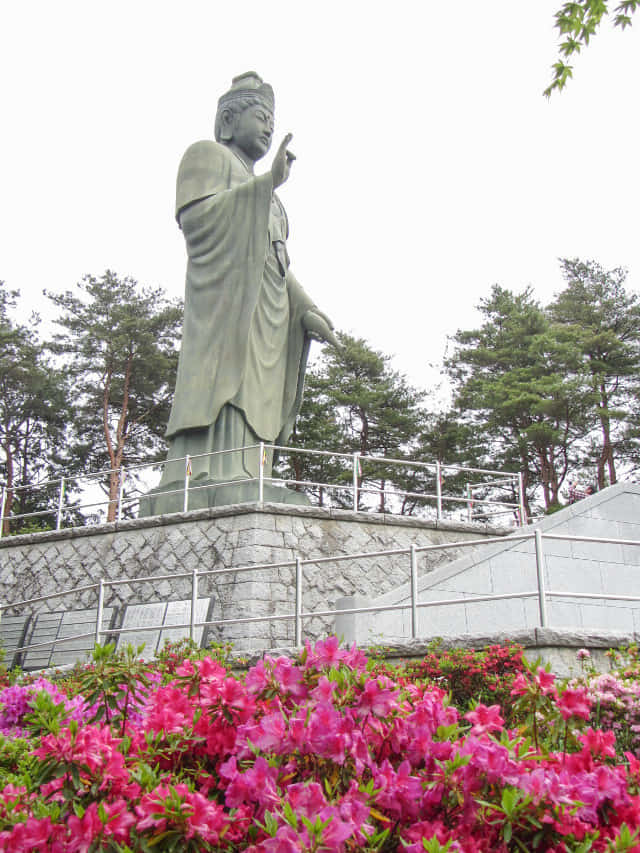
[183,455,191,513]
[0,484,6,539]
[95,578,105,646]
[295,557,303,646]
[517,472,527,526]
[410,544,419,639]
[352,453,360,512]
[435,461,442,520]
[534,529,548,627]
[117,466,125,522]
[56,477,66,530]
[190,568,198,643]
[258,441,265,504]
[466,484,472,523]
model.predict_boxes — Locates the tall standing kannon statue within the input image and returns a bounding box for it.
[142,72,336,514]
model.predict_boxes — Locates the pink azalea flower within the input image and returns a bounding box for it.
[251,710,287,752]
[310,675,337,703]
[245,659,270,694]
[305,635,345,667]
[272,657,308,699]
[319,805,354,847]
[261,824,309,853]
[355,677,400,718]
[579,727,616,758]
[287,781,328,817]
[184,791,227,843]
[5,815,55,851]
[464,703,504,735]
[66,803,103,853]
[143,685,194,733]
[510,672,530,697]
[135,785,172,833]
[102,798,137,842]
[197,655,227,683]
[536,667,557,696]
[557,687,592,721]
[339,779,373,840]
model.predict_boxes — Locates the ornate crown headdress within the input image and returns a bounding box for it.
[217,72,274,111]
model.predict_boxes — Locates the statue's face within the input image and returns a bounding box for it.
[231,104,274,162]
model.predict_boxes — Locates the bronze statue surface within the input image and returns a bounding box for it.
[145,72,335,512]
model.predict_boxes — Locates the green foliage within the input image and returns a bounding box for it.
[281,332,431,513]
[549,259,640,489]
[419,838,456,853]
[445,285,589,517]
[545,1,639,96]
[608,823,640,852]
[46,271,182,521]
[443,261,640,516]
[389,641,527,725]
[0,282,70,535]
[0,734,34,788]
[154,637,236,680]
[23,690,71,737]
[73,642,151,736]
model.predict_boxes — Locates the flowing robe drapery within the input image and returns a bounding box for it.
[165,140,315,460]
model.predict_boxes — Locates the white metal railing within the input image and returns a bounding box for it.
[0,445,526,538]
[1,530,639,666]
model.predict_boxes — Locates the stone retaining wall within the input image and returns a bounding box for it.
[0,503,506,650]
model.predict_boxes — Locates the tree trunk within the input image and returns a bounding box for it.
[520,469,532,524]
[103,353,134,522]
[378,478,386,513]
[108,469,120,523]
[292,454,303,494]
[597,384,616,489]
[515,442,533,522]
[537,448,552,510]
[2,441,13,536]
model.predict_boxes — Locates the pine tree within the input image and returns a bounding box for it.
[0,283,69,534]
[446,286,589,517]
[46,271,182,521]
[549,259,640,489]
[283,333,429,513]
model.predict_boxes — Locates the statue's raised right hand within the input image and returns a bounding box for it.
[271,133,296,188]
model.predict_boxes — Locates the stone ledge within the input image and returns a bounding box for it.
[534,627,636,648]
[0,502,511,549]
[30,629,638,679]
[238,627,637,670]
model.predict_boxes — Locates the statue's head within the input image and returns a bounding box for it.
[215,72,275,162]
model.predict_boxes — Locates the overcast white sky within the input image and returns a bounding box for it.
[1,1,639,395]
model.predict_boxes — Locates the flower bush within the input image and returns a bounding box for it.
[389,641,527,725]
[0,638,639,851]
[568,646,640,760]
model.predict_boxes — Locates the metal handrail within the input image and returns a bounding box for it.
[0,443,525,538]
[4,529,640,666]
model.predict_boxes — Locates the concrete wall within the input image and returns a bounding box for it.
[0,502,503,654]
[341,483,640,645]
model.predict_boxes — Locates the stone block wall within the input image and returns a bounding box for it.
[0,503,505,652]
[342,483,640,644]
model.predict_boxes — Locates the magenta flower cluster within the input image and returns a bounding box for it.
[1,637,640,851]
[0,678,87,737]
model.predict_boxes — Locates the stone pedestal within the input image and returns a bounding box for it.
[139,479,309,517]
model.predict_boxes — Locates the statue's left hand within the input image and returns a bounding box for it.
[303,310,339,347]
